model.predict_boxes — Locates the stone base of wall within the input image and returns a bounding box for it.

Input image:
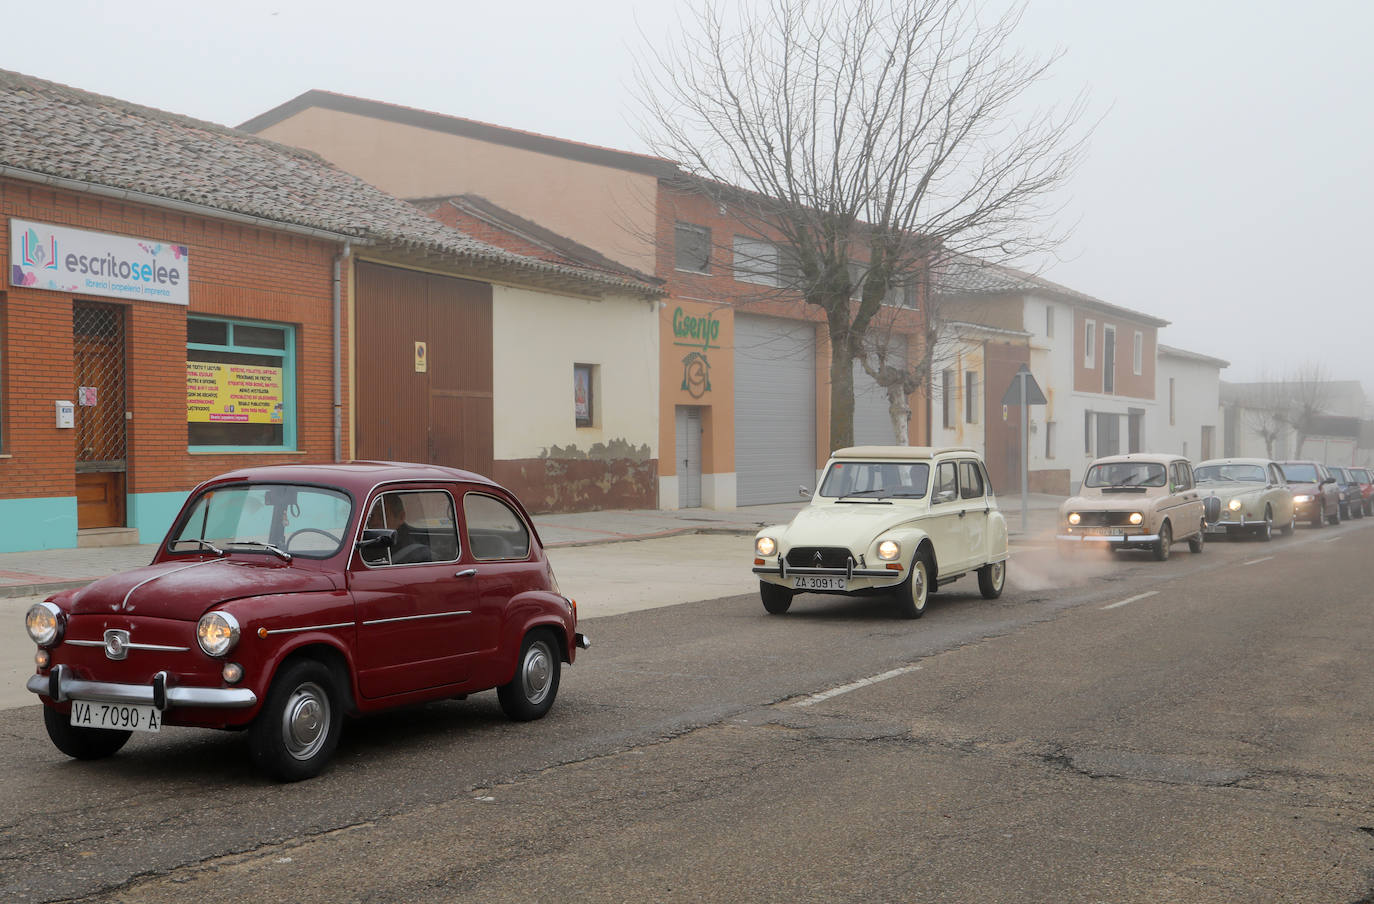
[1028,468,1071,496]
[493,458,659,513]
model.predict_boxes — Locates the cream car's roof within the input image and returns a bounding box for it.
[1088,452,1184,467]
[1195,457,1274,469]
[831,445,980,461]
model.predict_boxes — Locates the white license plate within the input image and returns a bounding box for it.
[794,575,847,591]
[70,700,161,733]
[1205,524,1227,534]
[1085,527,1126,536]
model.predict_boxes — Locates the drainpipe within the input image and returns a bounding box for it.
[333,242,352,462]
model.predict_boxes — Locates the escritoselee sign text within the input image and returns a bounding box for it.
[9,218,189,305]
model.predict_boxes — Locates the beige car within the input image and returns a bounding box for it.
[1193,458,1296,540]
[1057,453,1207,561]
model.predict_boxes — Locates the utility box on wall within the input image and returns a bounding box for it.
[55,401,75,429]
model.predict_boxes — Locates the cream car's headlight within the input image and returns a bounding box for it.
[1228,499,1243,512]
[196,612,241,658]
[1293,494,1312,504]
[1129,512,1143,525]
[877,540,901,561]
[755,536,777,557]
[25,602,64,648]
[1067,512,1081,525]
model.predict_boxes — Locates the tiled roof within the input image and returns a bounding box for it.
[412,194,662,292]
[0,69,658,296]
[1158,344,1229,368]
[935,254,1170,328]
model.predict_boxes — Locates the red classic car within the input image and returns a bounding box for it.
[24,462,588,781]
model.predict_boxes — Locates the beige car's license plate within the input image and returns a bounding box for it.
[794,576,846,591]
[70,700,161,733]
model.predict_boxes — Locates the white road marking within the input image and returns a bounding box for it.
[1242,556,1274,566]
[1101,590,1159,611]
[1324,537,1343,543]
[792,664,923,707]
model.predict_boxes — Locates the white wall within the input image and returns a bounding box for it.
[1022,295,1076,480]
[1154,353,1223,461]
[929,334,987,454]
[492,285,659,460]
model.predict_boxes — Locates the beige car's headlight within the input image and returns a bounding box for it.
[1129,512,1144,525]
[1067,512,1081,525]
[1228,498,1243,512]
[755,536,777,557]
[196,612,241,658]
[877,540,901,561]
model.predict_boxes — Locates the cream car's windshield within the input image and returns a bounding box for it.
[820,461,930,499]
[1195,464,1266,484]
[1084,462,1167,488]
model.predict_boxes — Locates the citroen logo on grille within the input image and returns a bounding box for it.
[813,550,824,566]
[104,629,130,661]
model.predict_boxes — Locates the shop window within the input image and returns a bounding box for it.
[675,223,711,273]
[574,363,597,427]
[187,316,295,451]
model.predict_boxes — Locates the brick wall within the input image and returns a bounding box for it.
[0,178,346,505]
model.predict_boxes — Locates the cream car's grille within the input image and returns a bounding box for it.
[785,547,854,568]
[1074,511,1138,527]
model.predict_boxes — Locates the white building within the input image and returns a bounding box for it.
[1154,345,1228,462]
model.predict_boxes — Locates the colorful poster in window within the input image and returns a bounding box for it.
[187,361,284,423]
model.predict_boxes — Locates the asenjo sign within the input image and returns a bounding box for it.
[671,305,721,351]
[9,218,189,305]
[187,361,284,423]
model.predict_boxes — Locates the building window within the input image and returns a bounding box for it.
[187,317,295,450]
[941,368,956,429]
[965,371,979,424]
[1084,410,1093,454]
[734,235,781,286]
[0,299,6,453]
[1169,377,1176,426]
[1045,420,1056,459]
[574,363,596,427]
[1084,318,1096,368]
[1102,325,1116,394]
[1046,305,1054,338]
[1133,331,1143,375]
[674,222,710,273]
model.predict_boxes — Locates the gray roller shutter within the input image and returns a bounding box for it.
[853,335,908,445]
[734,315,816,505]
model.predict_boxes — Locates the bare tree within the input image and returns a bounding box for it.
[635,0,1088,450]
[1240,375,1291,459]
[1284,364,1331,457]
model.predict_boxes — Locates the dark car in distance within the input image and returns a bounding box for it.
[24,462,589,781]
[1277,460,1341,527]
[1350,467,1374,517]
[1330,467,1365,521]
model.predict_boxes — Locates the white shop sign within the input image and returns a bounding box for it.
[9,219,189,305]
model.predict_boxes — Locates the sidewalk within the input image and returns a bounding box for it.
[0,495,1065,600]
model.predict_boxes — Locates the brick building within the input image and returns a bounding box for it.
[0,70,662,552]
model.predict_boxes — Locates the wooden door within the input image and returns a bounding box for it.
[73,302,127,529]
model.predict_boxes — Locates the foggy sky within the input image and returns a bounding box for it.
[10,0,1371,401]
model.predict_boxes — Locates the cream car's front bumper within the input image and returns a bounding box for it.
[753,557,907,593]
[1055,530,1160,548]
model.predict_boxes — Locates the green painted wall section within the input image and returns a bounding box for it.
[129,491,189,545]
[0,497,78,552]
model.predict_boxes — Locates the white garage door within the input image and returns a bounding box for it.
[734,314,816,505]
[853,335,908,445]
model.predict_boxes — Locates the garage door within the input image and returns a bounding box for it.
[734,315,816,505]
[853,335,908,445]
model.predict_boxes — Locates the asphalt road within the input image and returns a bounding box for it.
[3,520,1373,903]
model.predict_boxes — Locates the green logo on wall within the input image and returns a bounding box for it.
[681,352,712,398]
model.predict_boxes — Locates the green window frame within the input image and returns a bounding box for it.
[187,316,297,452]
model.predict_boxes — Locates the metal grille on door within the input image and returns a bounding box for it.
[73,302,128,471]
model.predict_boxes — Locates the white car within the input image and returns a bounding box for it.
[1193,458,1296,540]
[752,446,1009,618]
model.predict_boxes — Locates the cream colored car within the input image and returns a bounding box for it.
[1057,453,1207,561]
[752,446,1009,619]
[1193,458,1296,540]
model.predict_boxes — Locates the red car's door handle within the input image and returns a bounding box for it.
[455,568,477,579]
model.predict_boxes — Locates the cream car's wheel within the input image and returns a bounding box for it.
[1280,510,1295,536]
[760,581,794,615]
[896,550,932,619]
[1188,519,1205,554]
[977,560,1005,599]
[1154,521,1172,561]
[1257,506,1273,541]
